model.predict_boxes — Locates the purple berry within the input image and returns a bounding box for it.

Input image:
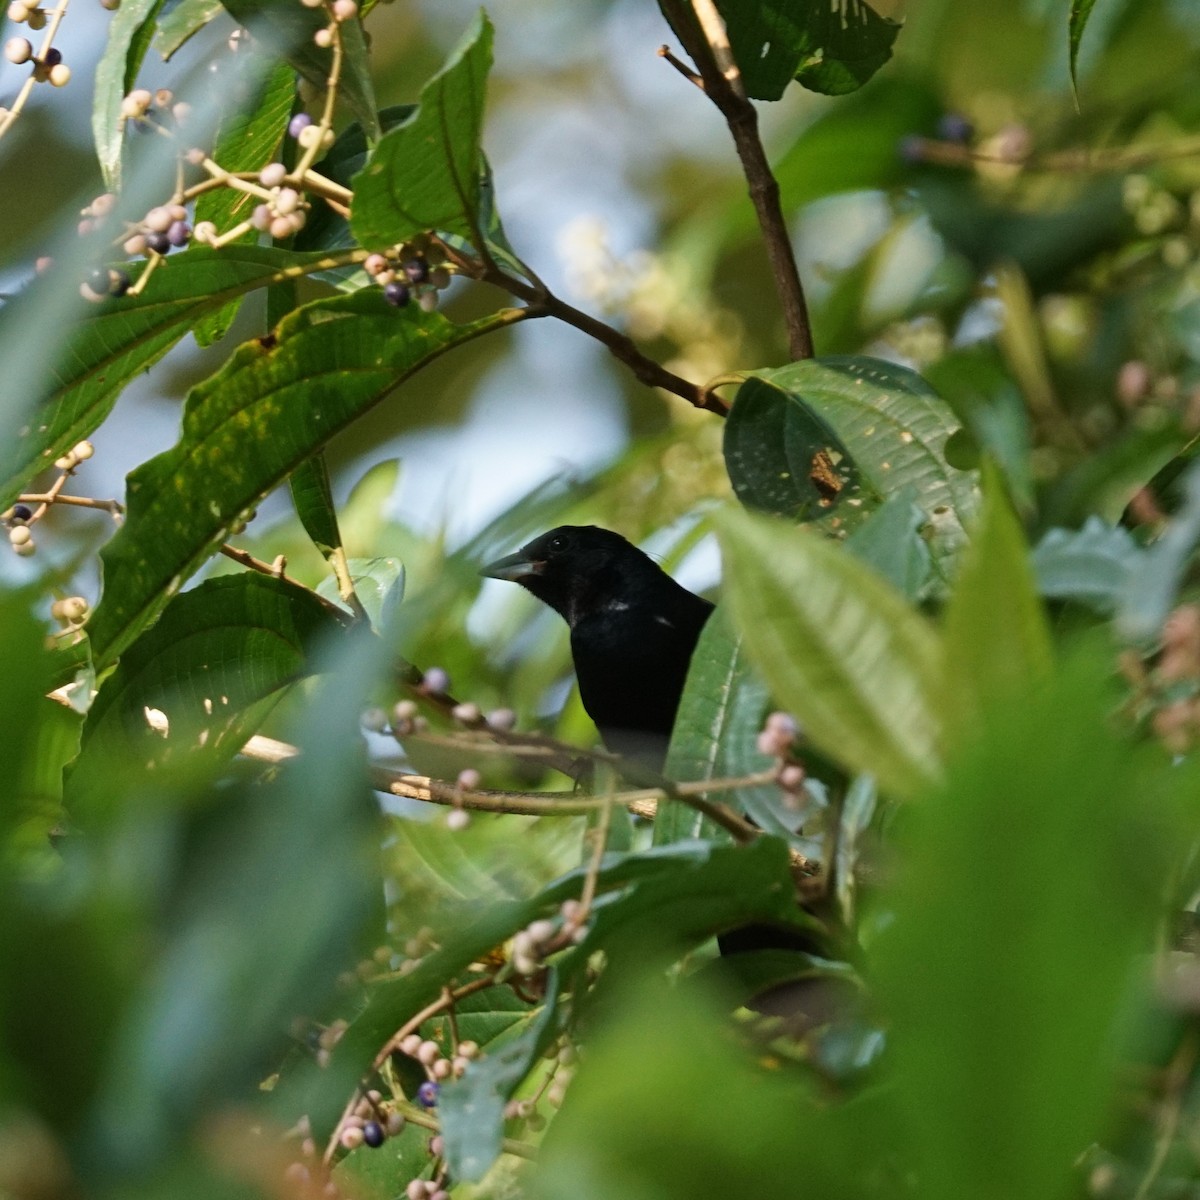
[421,666,450,693]
[166,220,190,247]
[936,112,973,144]
[897,135,925,164]
[362,1120,384,1147]
[86,267,109,293]
[383,281,410,308]
[43,46,61,67]
[145,231,170,255]
[402,257,429,283]
[416,1081,439,1108]
[11,504,32,522]
[288,112,313,139]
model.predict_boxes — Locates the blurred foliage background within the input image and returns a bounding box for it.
[5,0,1200,1198]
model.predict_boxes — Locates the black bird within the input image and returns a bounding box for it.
[482,524,824,976]
[480,525,713,772]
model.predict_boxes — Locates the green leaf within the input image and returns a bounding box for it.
[68,573,341,816]
[219,0,379,141]
[1031,518,1142,614]
[720,0,902,99]
[728,356,978,578]
[439,981,559,1182]
[662,610,800,846]
[1068,0,1099,99]
[350,11,494,250]
[92,0,167,189]
[723,374,867,525]
[290,452,342,556]
[715,506,943,800]
[88,291,520,669]
[0,246,345,509]
[876,651,1179,1200]
[942,464,1053,739]
[295,105,418,256]
[192,60,296,346]
[154,0,224,59]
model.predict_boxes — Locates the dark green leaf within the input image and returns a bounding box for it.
[87,291,519,668]
[290,452,342,556]
[439,981,559,1182]
[219,0,379,141]
[715,506,943,800]
[718,0,902,99]
[92,0,167,189]
[0,245,345,509]
[350,11,494,250]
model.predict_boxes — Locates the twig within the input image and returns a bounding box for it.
[433,237,726,416]
[219,543,355,624]
[1132,1029,1197,1200]
[657,1,813,360]
[906,133,1200,175]
[18,492,124,516]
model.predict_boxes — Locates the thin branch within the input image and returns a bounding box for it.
[219,543,356,624]
[434,237,726,416]
[906,133,1200,174]
[657,2,813,360]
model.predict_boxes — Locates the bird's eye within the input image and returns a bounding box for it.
[547,534,570,553]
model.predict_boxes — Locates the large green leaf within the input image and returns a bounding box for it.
[715,506,943,800]
[726,356,978,577]
[69,573,341,810]
[942,466,1053,740]
[91,0,166,189]
[153,0,223,58]
[219,0,379,142]
[88,291,520,669]
[350,11,494,250]
[876,652,1181,1200]
[0,246,348,508]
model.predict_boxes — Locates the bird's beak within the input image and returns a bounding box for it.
[480,550,544,582]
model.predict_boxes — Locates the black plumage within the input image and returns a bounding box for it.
[480,525,713,771]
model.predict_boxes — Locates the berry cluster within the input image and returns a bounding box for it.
[397,1031,478,1084]
[756,711,806,805]
[363,241,451,310]
[4,1,70,88]
[510,899,587,977]
[335,1088,406,1151]
[3,439,95,557]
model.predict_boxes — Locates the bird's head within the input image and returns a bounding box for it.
[480,525,657,625]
